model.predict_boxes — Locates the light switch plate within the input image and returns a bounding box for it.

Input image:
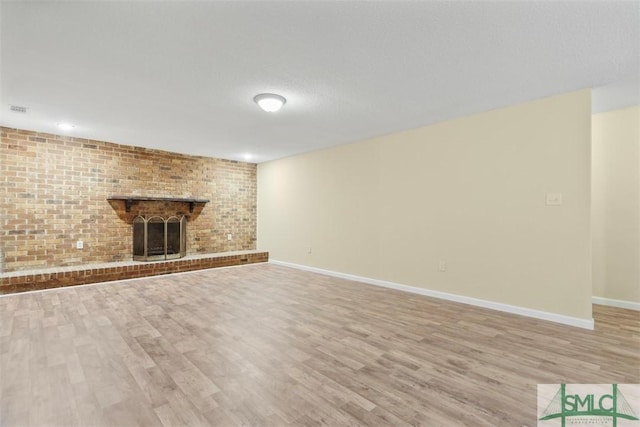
[546,193,563,206]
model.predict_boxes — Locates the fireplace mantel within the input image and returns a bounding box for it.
[107,196,210,213]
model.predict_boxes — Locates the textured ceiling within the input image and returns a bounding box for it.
[1,1,638,163]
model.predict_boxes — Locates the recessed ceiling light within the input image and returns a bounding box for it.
[254,93,286,112]
[57,123,75,131]
[242,153,253,161]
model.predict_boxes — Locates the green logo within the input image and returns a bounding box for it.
[538,384,639,427]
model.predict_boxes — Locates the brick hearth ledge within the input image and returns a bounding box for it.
[0,250,268,295]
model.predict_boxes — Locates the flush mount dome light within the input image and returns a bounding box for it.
[254,93,286,112]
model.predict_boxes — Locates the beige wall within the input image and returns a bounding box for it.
[258,89,593,320]
[592,106,640,303]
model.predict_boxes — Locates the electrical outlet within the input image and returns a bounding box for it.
[546,193,563,206]
[76,240,84,249]
[438,260,446,272]
[307,247,312,254]
[227,234,232,241]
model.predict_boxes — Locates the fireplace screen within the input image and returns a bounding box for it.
[133,215,186,261]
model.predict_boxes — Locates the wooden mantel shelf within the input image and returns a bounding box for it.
[107,196,210,213]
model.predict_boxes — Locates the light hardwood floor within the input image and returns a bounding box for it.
[1,263,638,426]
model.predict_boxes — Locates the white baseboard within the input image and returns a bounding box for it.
[592,296,640,311]
[269,259,595,330]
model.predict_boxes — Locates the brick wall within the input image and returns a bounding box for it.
[0,127,257,272]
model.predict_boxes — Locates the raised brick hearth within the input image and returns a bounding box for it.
[0,250,268,295]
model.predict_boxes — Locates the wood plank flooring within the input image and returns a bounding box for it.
[0,263,638,426]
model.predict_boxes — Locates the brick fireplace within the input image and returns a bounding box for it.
[0,127,258,274]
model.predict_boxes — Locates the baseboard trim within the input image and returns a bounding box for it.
[270,259,594,330]
[592,296,640,311]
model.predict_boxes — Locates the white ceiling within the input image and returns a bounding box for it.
[1,1,638,163]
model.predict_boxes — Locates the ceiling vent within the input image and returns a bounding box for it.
[9,105,27,113]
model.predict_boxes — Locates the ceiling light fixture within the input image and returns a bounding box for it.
[254,93,286,112]
[57,123,75,131]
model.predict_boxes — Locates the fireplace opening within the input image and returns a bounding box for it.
[133,215,186,261]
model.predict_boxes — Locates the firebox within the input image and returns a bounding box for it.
[133,215,186,261]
